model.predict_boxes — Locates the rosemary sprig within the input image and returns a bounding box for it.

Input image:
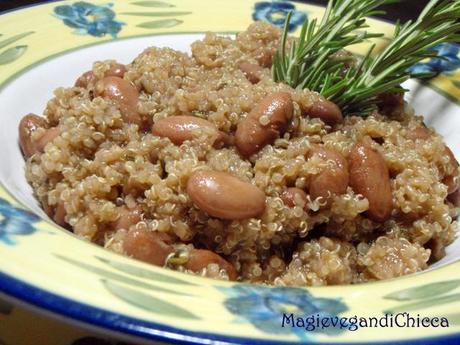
[272,0,396,89]
[273,0,460,116]
[333,0,460,115]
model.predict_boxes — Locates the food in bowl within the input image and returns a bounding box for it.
[18,2,460,286]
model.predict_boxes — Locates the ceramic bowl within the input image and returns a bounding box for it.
[0,1,459,344]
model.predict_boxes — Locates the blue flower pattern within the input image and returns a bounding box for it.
[0,197,41,245]
[408,43,460,77]
[253,1,307,32]
[54,2,124,38]
[220,285,347,340]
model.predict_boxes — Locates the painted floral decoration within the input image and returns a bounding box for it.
[0,197,40,245]
[253,1,307,32]
[54,2,124,38]
[220,285,347,339]
[409,43,460,77]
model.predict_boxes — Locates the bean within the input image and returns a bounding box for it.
[96,76,142,126]
[152,115,227,147]
[307,144,349,204]
[42,201,54,219]
[112,205,143,231]
[426,237,446,262]
[235,92,293,157]
[443,146,460,195]
[187,170,266,220]
[329,49,355,71]
[35,127,61,153]
[18,114,60,158]
[447,188,460,208]
[252,47,275,67]
[406,126,431,141]
[53,201,67,227]
[74,63,127,89]
[303,97,343,125]
[405,127,458,194]
[186,249,237,280]
[75,71,94,88]
[19,114,46,158]
[238,61,263,84]
[123,229,174,266]
[122,229,237,280]
[281,187,307,208]
[234,117,264,156]
[106,62,127,78]
[214,131,234,149]
[348,138,393,222]
[377,92,404,113]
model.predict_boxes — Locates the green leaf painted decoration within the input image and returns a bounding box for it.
[55,254,190,296]
[0,45,27,65]
[453,80,460,89]
[131,1,174,7]
[0,31,34,51]
[384,293,460,314]
[137,19,183,29]
[103,280,200,319]
[383,280,460,301]
[120,11,191,17]
[445,313,460,326]
[96,256,195,285]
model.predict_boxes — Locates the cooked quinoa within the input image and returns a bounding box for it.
[21,22,459,286]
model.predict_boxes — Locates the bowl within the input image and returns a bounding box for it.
[0,1,459,344]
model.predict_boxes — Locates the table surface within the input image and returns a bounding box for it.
[0,1,429,345]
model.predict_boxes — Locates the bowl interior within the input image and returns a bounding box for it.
[0,33,459,269]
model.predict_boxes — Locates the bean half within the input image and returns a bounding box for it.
[348,138,393,222]
[187,170,266,220]
[235,92,293,157]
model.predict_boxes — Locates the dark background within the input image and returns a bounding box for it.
[0,0,428,22]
